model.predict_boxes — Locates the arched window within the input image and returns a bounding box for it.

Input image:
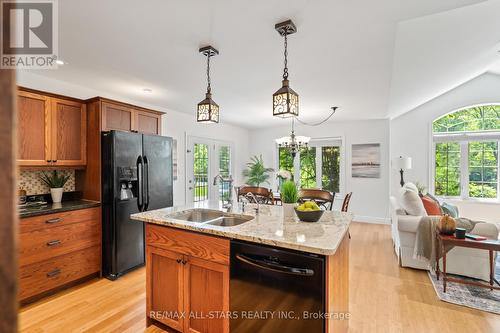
[432,105,500,200]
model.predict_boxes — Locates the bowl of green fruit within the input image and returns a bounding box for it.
[294,201,324,222]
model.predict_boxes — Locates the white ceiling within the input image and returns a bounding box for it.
[25,0,498,128]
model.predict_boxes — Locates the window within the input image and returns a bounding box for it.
[299,147,316,188]
[432,105,500,200]
[218,146,231,201]
[277,139,342,193]
[193,143,209,202]
[434,142,461,196]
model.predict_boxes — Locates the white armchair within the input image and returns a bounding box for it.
[390,196,499,281]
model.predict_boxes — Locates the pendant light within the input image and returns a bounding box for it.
[273,20,299,118]
[197,46,219,123]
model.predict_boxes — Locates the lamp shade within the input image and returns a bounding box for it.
[273,79,299,118]
[395,156,412,170]
[197,92,219,123]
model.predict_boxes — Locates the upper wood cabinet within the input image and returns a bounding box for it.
[101,102,134,132]
[51,98,87,166]
[17,91,51,166]
[137,110,161,135]
[100,99,162,135]
[17,91,87,167]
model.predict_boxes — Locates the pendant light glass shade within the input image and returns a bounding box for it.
[197,92,219,123]
[197,46,219,123]
[273,79,299,118]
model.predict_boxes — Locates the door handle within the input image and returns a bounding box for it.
[143,155,149,211]
[46,218,62,224]
[137,155,144,212]
[235,254,314,276]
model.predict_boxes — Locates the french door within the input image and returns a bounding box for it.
[186,136,233,204]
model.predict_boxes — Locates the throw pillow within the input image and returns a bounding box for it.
[441,202,459,218]
[421,195,442,216]
[399,183,427,216]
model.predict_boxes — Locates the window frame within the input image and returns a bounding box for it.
[275,136,345,197]
[430,104,500,202]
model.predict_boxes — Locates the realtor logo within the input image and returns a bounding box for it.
[1,0,58,68]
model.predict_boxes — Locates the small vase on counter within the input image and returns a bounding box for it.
[50,187,64,203]
[283,203,296,219]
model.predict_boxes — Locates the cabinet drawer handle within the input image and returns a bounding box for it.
[47,269,61,278]
[51,160,57,163]
[176,259,182,264]
[46,218,62,224]
[46,240,61,246]
[181,260,187,265]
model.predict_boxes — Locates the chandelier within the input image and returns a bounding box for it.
[273,20,299,118]
[275,118,310,157]
[197,46,219,123]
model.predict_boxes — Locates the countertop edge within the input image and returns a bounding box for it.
[19,200,101,218]
[132,214,350,256]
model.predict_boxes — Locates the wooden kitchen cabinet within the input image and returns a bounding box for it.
[51,98,87,166]
[145,225,230,333]
[17,91,51,166]
[147,246,185,331]
[137,110,161,135]
[17,89,87,167]
[99,99,162,134]
[18,207,101,303]
[101,101,135,132]
[184,256,229,333]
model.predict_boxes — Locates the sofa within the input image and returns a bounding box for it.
[390,194,499,281]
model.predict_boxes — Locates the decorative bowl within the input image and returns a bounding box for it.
[294,208,324,222]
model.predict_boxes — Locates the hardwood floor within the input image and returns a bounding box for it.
[19,222,500,333]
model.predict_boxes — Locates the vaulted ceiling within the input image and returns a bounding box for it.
[24,0,500,128]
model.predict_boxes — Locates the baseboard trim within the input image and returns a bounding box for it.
[353,215,390,224]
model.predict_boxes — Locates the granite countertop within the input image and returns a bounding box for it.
[131,201,352,255]
[19,200,101,218]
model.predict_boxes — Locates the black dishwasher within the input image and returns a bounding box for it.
[230,240,325,332]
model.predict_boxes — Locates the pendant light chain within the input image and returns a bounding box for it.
[206,54,212,93]
[283,32,289,80]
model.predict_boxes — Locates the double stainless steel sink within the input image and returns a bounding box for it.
[171,209,253,227]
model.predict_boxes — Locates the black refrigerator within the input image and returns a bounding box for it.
[101,130,173,280]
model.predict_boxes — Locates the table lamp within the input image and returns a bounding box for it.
[395,156,412,187]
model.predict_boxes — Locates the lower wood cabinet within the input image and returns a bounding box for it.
[18,207,101,303]
[146,225,229,333]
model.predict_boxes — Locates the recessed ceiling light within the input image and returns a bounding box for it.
[55,59,65,65]
[142,88,153,94]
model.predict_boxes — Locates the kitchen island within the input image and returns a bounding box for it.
[131,202,351,333]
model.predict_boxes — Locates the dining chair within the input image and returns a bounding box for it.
[341,192,353,212]
[341,192,353,239]
[237,186,275,205]
[298,189,335,210]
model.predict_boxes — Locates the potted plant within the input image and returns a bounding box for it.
[39,170,70,203]
[281,180,298,219]
[242,155,274,187]
[276,169,292,191]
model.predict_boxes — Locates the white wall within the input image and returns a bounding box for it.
[390,72,500,222]
[17,72,250,206]
[248,119,391,223]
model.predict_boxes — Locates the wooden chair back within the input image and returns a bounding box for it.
[237,186,275,205]
[298,189,335,210]
[341,192,353,212]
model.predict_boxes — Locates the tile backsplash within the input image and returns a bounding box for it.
[19,170,76,195]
